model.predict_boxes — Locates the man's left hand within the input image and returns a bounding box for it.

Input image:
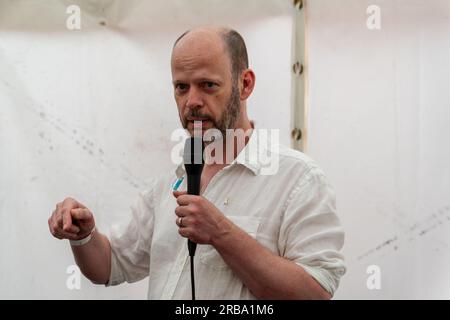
[173,190,231,245]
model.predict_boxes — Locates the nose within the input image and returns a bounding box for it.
[186,86,204,110]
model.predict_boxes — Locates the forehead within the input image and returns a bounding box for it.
[171,33,231,81]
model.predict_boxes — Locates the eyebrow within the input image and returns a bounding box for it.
[172,78,222,86]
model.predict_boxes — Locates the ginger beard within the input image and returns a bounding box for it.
[180,81,241,140]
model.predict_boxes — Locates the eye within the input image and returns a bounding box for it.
[202,82,217,89]
[175,83,189,91]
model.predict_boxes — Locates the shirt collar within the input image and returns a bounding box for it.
[230,124,264,176]
[174,121,267,177]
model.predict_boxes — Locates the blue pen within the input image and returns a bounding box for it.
[172,176,185,191]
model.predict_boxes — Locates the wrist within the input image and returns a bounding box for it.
[70,227,96,247]
[211,219,237,250]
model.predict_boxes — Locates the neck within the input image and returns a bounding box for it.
[204,119,254,167]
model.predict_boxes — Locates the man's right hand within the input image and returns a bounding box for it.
[48,197,95,241]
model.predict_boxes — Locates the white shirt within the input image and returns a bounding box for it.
[106,129,346,299]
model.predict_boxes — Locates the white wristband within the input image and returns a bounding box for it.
[70,227,96,247]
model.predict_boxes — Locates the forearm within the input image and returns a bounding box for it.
[212,222,331,300]
[70,229,111,285]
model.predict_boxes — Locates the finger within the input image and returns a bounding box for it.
[52,232,63,240]
[66,224,80,234]
[56,212,63,228]
[50,216,63,236]
[62,197,86,209]
[71,208,91,220]
[173,190,187,198]
[174,205,189,217]
[175,217,182,227]
[54,228,80,240]
[57,214,79,233]
[178,227,193,239]
[62,208,73,231]
[49,218,61,239]
[175,216,191,227]
[59,197,85,231]
[49,221,77,239]
[176,194,199,206]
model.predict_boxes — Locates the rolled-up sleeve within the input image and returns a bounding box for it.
[278,167,346,296]
[105,188,155,286]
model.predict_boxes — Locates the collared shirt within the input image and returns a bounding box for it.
[106,129,346,299]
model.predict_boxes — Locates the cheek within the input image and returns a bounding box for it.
[207,94,226,114]
[174,97,184,114]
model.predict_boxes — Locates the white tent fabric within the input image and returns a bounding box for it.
[0,0,295,299]
[306,0,450,299]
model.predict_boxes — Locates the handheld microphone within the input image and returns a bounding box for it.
[183,136,204,300]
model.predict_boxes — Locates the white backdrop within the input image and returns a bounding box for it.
[2,0,450,300]
[306,0,450,299]
[0,0,294,299]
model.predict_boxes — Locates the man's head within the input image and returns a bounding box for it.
[171,26,255,138]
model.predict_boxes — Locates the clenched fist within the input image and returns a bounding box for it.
[48,197,95,241]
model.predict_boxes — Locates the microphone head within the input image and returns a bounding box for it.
[183,137,204,174]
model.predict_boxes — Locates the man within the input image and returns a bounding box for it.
[48,26,345,299]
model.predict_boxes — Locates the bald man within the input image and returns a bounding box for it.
[48,27,345,300]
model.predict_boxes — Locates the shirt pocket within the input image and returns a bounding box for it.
[199,215,261,271]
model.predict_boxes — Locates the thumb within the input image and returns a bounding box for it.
[70,208,92,220]
[173,190,187,198]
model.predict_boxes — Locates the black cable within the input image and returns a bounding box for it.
[190,254,196,300]
[188,237,197,300]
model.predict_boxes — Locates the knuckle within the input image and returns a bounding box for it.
[61,208,70,216]
[63,197,75,206]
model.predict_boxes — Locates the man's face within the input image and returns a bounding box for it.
[171,33,241,137]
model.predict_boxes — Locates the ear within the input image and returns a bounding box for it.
[239,69,256,100]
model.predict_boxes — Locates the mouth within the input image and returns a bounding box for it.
[187,119,212,129]
[187,117,210,122]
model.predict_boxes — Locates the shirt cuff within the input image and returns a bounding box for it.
[105,245,126,287]
[296,262,344,297]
